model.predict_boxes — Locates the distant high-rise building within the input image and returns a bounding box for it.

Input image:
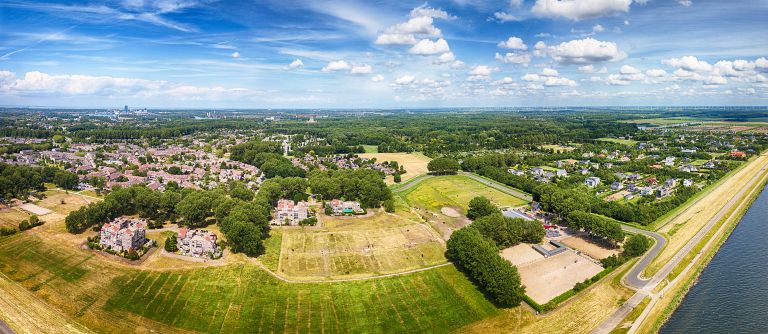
[124,105,128,113]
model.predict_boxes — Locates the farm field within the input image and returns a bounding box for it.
[358,152,431,184]
[0,232,500,334]
[277,210,445,280]
[644,154,768,277]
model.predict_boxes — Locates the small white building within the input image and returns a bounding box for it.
[585,177,601,188]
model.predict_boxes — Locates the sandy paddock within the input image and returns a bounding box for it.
[517,250,604,304]
[560,236,620,260]
[500,244,544,266]
[440,206,463,217]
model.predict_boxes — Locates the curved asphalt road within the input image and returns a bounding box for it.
[620,225,666,289]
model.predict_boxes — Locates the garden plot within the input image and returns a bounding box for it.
[278,214,445,279]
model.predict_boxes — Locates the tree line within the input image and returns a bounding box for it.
[0,163,79,199]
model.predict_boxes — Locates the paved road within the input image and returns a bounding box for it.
[621,225,666,289]
[0,320,14,334]
[461,172,533,201]
[391,174,434,192]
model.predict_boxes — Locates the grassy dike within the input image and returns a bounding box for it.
[636,161,768,334]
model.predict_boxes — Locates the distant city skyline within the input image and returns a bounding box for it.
[0,0,767,108]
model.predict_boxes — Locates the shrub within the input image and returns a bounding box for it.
[467,196,499,220]
[164,236,178,252]
[19,220,30,231]
[298,217,317,226]
[0,227,17,236]
[126,250,140,260]
[383,199,395,213]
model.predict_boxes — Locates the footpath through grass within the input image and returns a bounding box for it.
[0,232,500,334]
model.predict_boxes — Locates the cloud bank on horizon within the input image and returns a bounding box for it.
[0,0,766,108]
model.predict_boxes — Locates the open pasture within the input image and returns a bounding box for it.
[358,152,431,184]
[402,175,528,239]
[403,175,528,211]
[0,233,500,334]
[279,211,445,279]
[36,190,96,216]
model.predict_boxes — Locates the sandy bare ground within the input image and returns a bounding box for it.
[17,203,52,216]
[440,206,463,217]
[560,236,620,260]
[604,190,630,202]
[517,250,604,304]
[500,244,544,266]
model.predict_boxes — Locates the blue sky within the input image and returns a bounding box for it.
[0,0,766,108]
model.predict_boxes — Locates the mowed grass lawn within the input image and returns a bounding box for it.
[0,233,500,334]
[403,175,528,212]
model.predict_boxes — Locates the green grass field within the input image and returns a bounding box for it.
[362,145,379,153]
[402,175,528,211]
[0,233,499,334]
[596,137,639,146]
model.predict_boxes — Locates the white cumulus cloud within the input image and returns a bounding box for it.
[498,36,528,50]
[495,52,531,65]
[408,38,450,55]
[322,60,351,72]
[394,75,416,85]
[285,59,304,70]
[547,38,627,64]
[531,0,633,21]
